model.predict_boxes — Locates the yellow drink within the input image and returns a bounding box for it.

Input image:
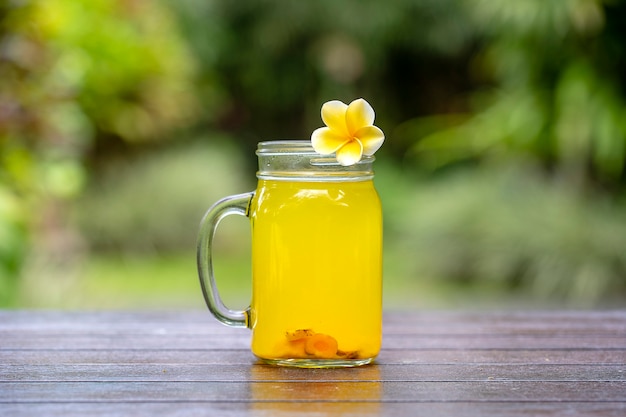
[197,140,383,367]
[249,179,382,365]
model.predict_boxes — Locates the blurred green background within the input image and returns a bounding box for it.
[1,0,625,310]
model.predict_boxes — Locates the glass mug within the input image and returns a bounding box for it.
[197,140,382,367]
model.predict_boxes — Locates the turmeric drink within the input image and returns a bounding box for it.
[248,179,382,366]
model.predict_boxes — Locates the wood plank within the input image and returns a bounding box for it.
[2,402,625,417]
[1,310,624,416]
[2,348,624,365]
[1,381,624,402]
[2,333,624,350]
[383,310,626,324]
[1,310,624,335]
[1,363,624,382]
[0,309,619,321]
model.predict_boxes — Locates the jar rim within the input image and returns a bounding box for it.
[256,140,375,164]
[256,140,317,155]
[255,140,375,181]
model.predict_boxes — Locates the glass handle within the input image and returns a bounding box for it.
[197,192,254,328]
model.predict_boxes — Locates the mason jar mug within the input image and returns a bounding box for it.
[197,140,382,368]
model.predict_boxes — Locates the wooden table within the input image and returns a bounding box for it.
[1,310,624,416]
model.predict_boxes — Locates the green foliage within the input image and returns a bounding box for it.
[0,0,199,301]
[409,0,626,185]
[0,188,27,306]
[27,0,198,143]
[2,0,626,307]
[391,161,626,305]
[169,0,626,186]
[167,0,476,138]
[1,0,198,183]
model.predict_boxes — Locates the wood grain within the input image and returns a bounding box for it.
[0,310,624,416]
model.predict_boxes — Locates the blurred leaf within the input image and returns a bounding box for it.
[0,0,200,303]
[554,61,626,179]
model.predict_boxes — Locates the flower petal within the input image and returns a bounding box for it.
[321,100,349,136]
[355,125,385,155]
[311,127,349,154]
[346,98,375,135]
[336,139,363,166]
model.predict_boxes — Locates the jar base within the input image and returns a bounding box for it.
[257,357,375,368]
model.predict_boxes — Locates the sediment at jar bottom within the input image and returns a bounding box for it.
[283,329,357,359]
[252,328,380,367]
